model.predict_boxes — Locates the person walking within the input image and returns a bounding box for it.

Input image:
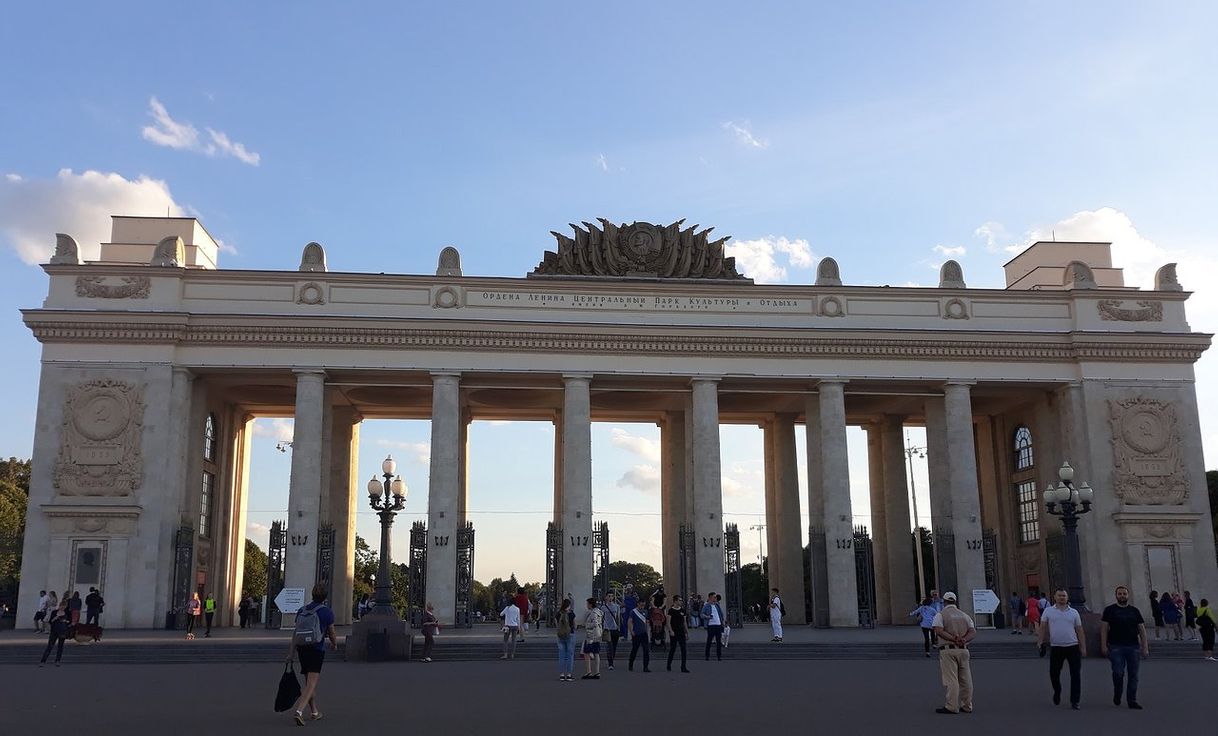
[769,588,784,642]
[649,598,667,648]
[1008,591,1025,634]
[555,598,576,681]
[1148,590,1164,639]
[67,591,82,625]
[513,589,530,643]
[580,597,603,680]
[203,593,216,637]
[689,593,703,629]
[1039,589,1087,710]
[39,600,71,667]
[702,592,725,661]
[928,590,944,613]
[499,596,521,660]
[1025,591,1041,635]
[1100,585,1148,709]
[238,592,249,629]
[185,592,202,640]
[666,594,689,673]
[1195,598,1215,660]
[627,597,651,672]
[33,590,48,633]
[285,583,337,726]
[420,602,439,663]
[1183,591,1197,640]
[931,592,976,714]
[1160,592,1182,641]
[84,587,104,626]
[599,592,622,670]
[910,597,938,657]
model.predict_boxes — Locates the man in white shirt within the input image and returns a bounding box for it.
[931,592,976,714]
[34,590,48,632]
[1038,589,1086,709]
[499,599,521,660]
[769,588,784,642]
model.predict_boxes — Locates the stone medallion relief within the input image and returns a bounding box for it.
[1108,397,1188,505]
[53,379,145,496]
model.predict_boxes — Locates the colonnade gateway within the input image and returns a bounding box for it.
[16,216,1218,628]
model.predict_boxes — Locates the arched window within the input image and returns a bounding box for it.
[203,413,217,463]
[1013,426,1033,471]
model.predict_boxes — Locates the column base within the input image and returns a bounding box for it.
[346,614,412,661]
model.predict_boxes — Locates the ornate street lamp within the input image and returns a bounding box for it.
[365,455,407,618]
[1043,461,1094,611]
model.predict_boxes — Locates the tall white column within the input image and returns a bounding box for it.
[763,420,780,589]
[425,373,461,623]
[660,412,687,597]
[819,380,859,627]
[560,375,594,603]
[327,407,360,625]
[690,378,725,599]
[924,396,955,593]
[286,370,326,596]
[804,395,829,627]
[865,423,891,624]
[881,415,916,622]
[771,414,806,624]
[944,381,985,613]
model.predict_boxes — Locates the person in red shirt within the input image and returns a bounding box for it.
[1025,592,1041,634]
[514,590,530,642]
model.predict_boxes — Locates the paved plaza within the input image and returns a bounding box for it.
[2,654,1212,733]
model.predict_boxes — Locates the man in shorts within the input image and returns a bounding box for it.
[581,597,603,679]
[286,583,337,726]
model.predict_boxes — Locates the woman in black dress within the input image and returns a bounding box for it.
[1149,590,1164,640]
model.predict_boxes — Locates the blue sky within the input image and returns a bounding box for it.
[3,2,1217,581]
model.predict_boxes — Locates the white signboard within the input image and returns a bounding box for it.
[972,589,1000,615]
[275,587,307,613]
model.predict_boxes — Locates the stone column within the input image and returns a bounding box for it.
[327,407,360,625]
[763,419,780,589]
[660,411,687,597]
[220,410,253,626]
[286,370,327,597]
[560,375,594,603]
[865,423,891,624]
[771,414,806,624]
[881,416,917,622]
[819,380,859,627]
[425,373,461,623]
[924,396,956,593]
[804,395,829,627]
[944,381,985,614]
[690,378,725,599]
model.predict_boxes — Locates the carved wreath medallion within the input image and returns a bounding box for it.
[53,379,145,496]
[1108,397,1188,505]
[1098,300,1163,322]
[75,276,151,299]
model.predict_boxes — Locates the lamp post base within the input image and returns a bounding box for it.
[346,613,412,662]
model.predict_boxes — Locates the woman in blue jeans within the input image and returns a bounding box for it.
[555,598,576,681]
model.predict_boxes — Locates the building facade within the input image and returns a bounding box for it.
[16,216,1217,628]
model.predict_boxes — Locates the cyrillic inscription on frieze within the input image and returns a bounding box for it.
[1108,397,1188,505]
[53,379,145,496]
[469,290,811,314]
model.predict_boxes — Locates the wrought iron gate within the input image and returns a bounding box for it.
[315,523,335,604]
[265,520,286,629]
[1045,534,1066,594]
[982,528,999,593]
[934,530,958,595]
[808,526,829,627]
[592,521,610,602]
[169,525,194,629]
[724,523,744,627]
[454,522,475,628]
[853,525,876,628]
[407,521,427,627]
[677,523,695,604]
[544,522,562,626]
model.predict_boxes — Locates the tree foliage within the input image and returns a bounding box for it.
[242,539,268,599]
[0,458,31,605]
[607,560,663,599]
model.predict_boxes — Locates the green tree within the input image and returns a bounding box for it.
[607,561,663,599]
[740,562,767,616]
[354,535,376,601]
[242,539,268,599]
[0,458,31,604]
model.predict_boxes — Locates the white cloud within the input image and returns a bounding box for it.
[252,418,294,442]
[246,521,271,547]
[721,460,763,499]
[616,464,660,494]
[722,120,769,149]
[596,153,609,172]
[141,97,261,165]
[0,169,184,264]
[973,221,1013,252]
[608,427,660,464]
[726,236,816,283]
[933,244,966,257]
[374,438,431,466]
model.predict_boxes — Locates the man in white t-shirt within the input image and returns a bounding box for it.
[769,588,784,642]
[499,600,522,660]
[1038,589,1086,709]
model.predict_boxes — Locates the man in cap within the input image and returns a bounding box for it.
[931,591,977,714]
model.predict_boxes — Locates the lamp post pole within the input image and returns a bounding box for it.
[367,456,407,618]
[1044,462,1094,611]
[749,524,765,570]
[904,435,927,599]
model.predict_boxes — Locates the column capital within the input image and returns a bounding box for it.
[942,380,976,388]
[171,366,194,379]
[430,371,461,380]
[561,373,593,383]
[689,375,721,386]
[293,368,327,378]
[816,378,848,388]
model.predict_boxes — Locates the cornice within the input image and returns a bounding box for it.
[21,314,1211,363]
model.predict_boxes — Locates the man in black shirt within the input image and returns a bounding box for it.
[666,594,690,673]
[1100,585,1149,709]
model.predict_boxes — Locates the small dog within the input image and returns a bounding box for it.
[72,624,104,643]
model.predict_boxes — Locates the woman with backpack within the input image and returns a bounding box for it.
[555,598,576,681]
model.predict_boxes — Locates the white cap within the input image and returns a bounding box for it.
[943,591,957,602]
